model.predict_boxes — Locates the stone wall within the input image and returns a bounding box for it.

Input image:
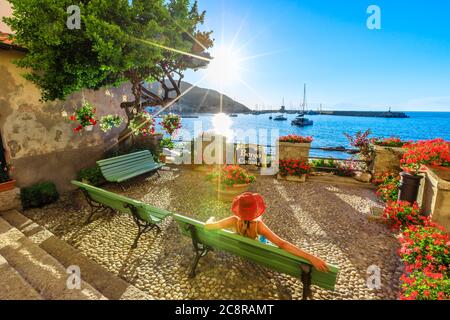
[372,145,405,175]
[0,0,13,34]
[278,142,311,162]
[0,48,133,192]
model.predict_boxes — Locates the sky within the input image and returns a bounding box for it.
[184,0,450,112]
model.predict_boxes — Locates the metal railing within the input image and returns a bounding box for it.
[170,140,366,171]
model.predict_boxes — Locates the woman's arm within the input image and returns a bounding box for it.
[204,216,237,231]
[258,221,329,272]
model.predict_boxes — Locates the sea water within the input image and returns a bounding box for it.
[155,112,450,159]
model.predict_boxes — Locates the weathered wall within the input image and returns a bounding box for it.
[0,48,132,191]
[0,0,13,34]
[372,145,405,175]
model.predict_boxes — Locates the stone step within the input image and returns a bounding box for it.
[0,254,42,300]
[0,217,107,300]
[1,210,152,300]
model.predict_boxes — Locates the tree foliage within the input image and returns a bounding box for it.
[4,0,213,121]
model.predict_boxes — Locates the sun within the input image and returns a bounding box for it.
[206,45,244,86]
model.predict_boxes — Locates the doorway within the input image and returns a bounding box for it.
[0,131,6,170]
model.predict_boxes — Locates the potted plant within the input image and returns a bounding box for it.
[278,135,313,161]
[277,159,311,182]
[160,113,182,136]
[99,114,124,132]
[399,141,434,203]
[128,111,155,136]
[207,165,256,201]
[399,139,450,201]
[70,101,97,133]
[159,138,175,163]
[0,161,15,192]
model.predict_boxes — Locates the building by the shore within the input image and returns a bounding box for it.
[0,0,131,191]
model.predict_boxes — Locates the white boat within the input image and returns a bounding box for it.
[273,114,287,121]
[292,115,313,126]
[292,84,314,127]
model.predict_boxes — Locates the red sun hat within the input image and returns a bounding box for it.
[231,192,266,221]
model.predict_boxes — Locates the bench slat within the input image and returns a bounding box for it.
[115,164,164,183]
[101,159,158,175]
[97,151,151,165]
[102,164,155,178]
[100,157,156,172]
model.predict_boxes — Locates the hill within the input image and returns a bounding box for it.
[176,81,250,114]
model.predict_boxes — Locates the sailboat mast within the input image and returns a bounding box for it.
[302,84,306,113]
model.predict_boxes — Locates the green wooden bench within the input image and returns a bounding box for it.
[97,150,164,183]
[173,213,339,300]
[72,181,171,248]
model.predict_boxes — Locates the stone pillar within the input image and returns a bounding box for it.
[278,142,311,162]
[420,166,450,232]
[192,132,232,167]
[372,145,405,175]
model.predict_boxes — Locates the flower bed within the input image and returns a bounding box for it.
[278,159,311,178]
[399,221,449,274]
[372,171,400,202]
[207,165,256,201]
[376,196,450,300]
[279,135,313,144]
[398,220,450,300]
[401,138,450,174]
[207,165,256,187]
[373,166,450,300]
[382,201,426,231]
[372,137,406,148]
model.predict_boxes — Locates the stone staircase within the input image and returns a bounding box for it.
[0,210,152,300]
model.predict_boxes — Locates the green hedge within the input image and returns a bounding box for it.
[21,182,59,209]
[76,166,105,186]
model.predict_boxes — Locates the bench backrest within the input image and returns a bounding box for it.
[97,150,157,182]
[72,181,171,222]
[173,213,339,290]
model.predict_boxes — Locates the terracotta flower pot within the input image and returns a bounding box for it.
[429,165,450,181]
[217,183,250,202]
[0,179,16,192]
[398,172,423,203]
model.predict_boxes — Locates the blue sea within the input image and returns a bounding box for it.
[156,112,450,159]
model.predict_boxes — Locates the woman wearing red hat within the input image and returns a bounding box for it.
[205,192,329,272]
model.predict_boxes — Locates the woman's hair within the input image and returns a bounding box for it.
[240,220,251,236]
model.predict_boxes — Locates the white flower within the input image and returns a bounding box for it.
[61,110,68,117]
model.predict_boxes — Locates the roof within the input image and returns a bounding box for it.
[0,31,25,51]
[0,31,13,45]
